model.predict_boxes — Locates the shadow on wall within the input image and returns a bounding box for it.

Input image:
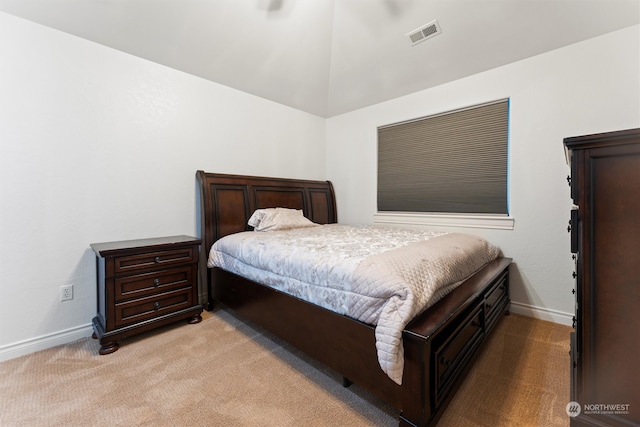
[507,261,544,314]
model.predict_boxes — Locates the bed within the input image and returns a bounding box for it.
[196,171,511,427]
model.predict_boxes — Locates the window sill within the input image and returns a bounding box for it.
[373,212,514,230]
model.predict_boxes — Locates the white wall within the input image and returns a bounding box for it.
[2,10,638,360]
[326,25,640,324]
[0,12,326,359]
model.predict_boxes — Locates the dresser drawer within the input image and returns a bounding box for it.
[114,288,193,328]
[435,305,484,401]
[114,247,195,275]
[115,266,193,303]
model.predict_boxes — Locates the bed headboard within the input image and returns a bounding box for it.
[196,171,337,254]
[196,171,337,307]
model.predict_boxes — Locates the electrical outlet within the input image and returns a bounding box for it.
[61,285,73,301]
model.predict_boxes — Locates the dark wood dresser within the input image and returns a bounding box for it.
[90,235,203,354]
[564,128,640,426]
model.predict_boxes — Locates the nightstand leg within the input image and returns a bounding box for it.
[99,341,120,355]
[188,314,202,324]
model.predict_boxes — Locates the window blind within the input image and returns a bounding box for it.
[377,99,509,214]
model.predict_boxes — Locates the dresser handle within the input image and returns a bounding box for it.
[153,302,160,310]
[572,271,577,279]
[472,320,482,328]
[153,279,160,287]
[154,256,161,263]
[441,357,451,366]
[567,175,571,186]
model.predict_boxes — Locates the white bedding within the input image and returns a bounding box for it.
[208,224,500,384]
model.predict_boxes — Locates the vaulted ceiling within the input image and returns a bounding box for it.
[1,0,638,117]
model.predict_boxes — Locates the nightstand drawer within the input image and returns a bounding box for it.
[114,288,193,328]
[115,266,193,302]
[114,247,195,275]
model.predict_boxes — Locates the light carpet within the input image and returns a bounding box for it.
[0,310,571,426]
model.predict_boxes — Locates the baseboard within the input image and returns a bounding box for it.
[0,323,94,363]
[509,301,573,326]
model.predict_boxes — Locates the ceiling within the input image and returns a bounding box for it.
[1,0,638,117]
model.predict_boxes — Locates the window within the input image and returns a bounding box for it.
[377,99,509,218]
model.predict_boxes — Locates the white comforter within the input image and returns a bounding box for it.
[208,224,499,384]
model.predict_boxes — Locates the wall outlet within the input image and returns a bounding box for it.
[60,284,73,301]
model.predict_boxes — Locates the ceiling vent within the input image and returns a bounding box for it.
[407,20,441,46]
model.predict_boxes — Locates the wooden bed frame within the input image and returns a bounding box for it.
[196,171,511,427]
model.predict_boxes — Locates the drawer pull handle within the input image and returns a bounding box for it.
[472,321,482,328]
[154,256,161,263]
[441,357,451,366]
[153,279,160,287]
[486,303,493,309]
[153,302,160,310]
[572,271,577,279]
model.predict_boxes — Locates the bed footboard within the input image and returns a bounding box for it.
[399,257,510,427]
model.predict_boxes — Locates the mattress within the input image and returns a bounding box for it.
[208,224,500,384]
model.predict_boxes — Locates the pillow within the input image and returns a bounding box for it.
[248,208,318,231]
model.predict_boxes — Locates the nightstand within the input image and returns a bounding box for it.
[90,235,203,354]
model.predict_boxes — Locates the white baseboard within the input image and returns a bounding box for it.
[0,323,94,363]
[509,301,573,326]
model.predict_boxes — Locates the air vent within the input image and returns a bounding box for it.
[407,20,441,46]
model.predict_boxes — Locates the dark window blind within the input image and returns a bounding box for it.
[377,99,509,214]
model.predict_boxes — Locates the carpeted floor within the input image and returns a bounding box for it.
[0,310,571,426]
